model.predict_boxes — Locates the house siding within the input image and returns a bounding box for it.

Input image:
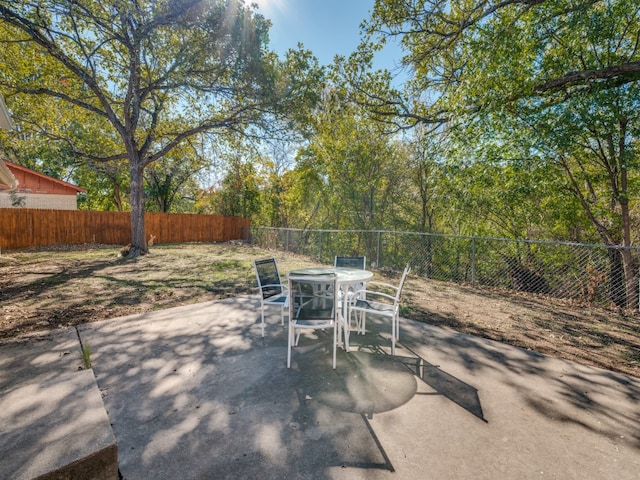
[0,192,78,210]
[0,160,85,210]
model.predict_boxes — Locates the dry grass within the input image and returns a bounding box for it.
[1,242,638,378]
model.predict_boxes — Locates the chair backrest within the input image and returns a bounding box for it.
[395,264,411,302]
[334,256,366,269]
[254,258,283,299]
[288,274,337,321]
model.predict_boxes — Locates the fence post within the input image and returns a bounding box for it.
[318,231,323,261]
[376,231,381,268]
[471,236,476,286]
[285,229,289,252]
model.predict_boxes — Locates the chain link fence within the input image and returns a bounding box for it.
[245,226,640,311]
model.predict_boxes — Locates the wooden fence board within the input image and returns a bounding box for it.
[0,209,249,250]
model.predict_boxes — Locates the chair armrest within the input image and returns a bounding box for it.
[365,281,396,288]
[362,281,399,292]
[350,289,396,304]
[258,283,289,293]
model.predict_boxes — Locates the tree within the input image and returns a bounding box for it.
[255,144,305,228]
[365,0,640,308]
[79,159,130,211]
[211,153,261,218]
[309,84,407,233]
[366,0,640,98]
[144,142,205,213]
[401,127,448,233]
[0,0,283,256]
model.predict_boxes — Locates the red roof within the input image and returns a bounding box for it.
[2,161,86,194]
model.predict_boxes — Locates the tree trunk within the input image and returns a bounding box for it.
[621,248,637,310]
[113,183,124,212]
[128,161,147,257]
[559,154,637,309]
[618,153,638,309]
[608,249,626,308]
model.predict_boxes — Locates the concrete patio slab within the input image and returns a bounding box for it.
[0,329,118,480]
[73,296,640,480]
[0,328,83,391]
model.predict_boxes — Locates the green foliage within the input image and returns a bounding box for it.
[212,156,262,218]
[362,0,640,307]
[308,89,407,232]
[81,343,91,369]
[144,145,205,213]
[0,0,294,254]
[3,0,640,305]
[364,0,640,244]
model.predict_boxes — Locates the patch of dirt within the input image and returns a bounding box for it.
[402,279,640,378]
[1,243,638,378]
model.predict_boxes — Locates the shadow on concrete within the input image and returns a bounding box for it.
[79,297,422,479]
[71,296,640,480]
[348,333,486,422]
[401,351,486,422]
[400,318,640,449]
[0,329,117,480]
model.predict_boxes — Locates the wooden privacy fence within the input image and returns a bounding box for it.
[0,208,250,250]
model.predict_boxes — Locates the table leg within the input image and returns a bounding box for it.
[340,284,351,352]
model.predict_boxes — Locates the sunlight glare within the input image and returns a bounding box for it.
[249,0,284,17]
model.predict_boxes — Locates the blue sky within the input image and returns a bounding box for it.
[251,0,406,78]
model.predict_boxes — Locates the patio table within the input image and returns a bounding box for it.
[287,267,373,351]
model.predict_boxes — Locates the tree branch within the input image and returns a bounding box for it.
[535,62,640,92]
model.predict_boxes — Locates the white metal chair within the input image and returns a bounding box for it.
[334,255,366,269]
[253,258,288,337]
[332,256,368,351]
[347,265,410,355]
[334,255,367,301]
[287,273,338,369]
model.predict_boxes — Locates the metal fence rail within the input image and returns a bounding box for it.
[245,226,640,311]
